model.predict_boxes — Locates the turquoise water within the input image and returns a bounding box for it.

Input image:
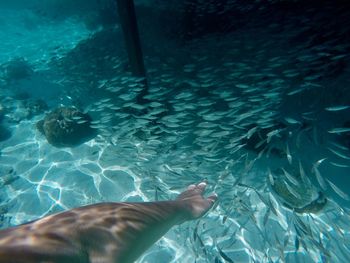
[1,1,350,262]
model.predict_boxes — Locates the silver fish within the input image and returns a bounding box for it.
[263,208,270,226]
[298,161,307,183]
[77,120,88,124]
[325,105,350,112]
[286,143,292,164]
[313,166,327,190]
[284,117,301,125]
[246,126,258,139]
[329,162,349,168]
[287,87,305,96]
[285,181,302,200]
[267,168,274,186]
[328,147,350,160]
[197,122,218,128]
[266,129,282,143]
[330,141,349,151]
[210,131,231,137]
[282,168,299,186]
[314,158,327,168]
[328,128,350,134]
[326,179,350,201]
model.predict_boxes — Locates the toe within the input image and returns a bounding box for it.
[207,194,218,203]
[196,182,207,193]
[187,184,196,191]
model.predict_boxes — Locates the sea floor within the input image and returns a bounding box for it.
[1,4,350,263]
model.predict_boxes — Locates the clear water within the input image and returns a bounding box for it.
[1,1,350,262]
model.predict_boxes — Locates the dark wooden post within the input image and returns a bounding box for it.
[116,0,148,104]
[116,0,146,77]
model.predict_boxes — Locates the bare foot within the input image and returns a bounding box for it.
[176,182,217,219]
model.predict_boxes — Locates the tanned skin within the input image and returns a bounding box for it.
[0,182,217,263]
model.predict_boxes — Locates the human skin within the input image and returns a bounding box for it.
[0,182,217,263]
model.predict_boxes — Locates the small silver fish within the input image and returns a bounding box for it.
[329,162,349,168]
[267,168,274,186]
[267,129,281,143]
[246,126,258,139]
[313,166,327,190]
[197,122,218,128]
[286,143,292,164]
[330,141,349,151]
[315,158,327,167]
[282,168,299,186]
[263,208,270,226]
[325,105,350,112]
[285,181,302,200]
[77,120,88,124]
[328,147,350,160]
[287,87,305,96]
[326,179,350,201]
[298,161,307,183]
[206,130,227,138]
[328,128,350,134]
[284,117,301,125]
[268,193,279,216]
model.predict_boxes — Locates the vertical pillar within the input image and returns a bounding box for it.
[116,0,148,105]
[116,0,146,77]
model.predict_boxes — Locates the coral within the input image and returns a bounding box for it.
[37,107,96,147]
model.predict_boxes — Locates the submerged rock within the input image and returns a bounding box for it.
[1,57,33,82]
[0,168,18,186]
[37,107,96,147]
[0,125,11,142]
[269,167,327,214]
[23,99,48,119]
